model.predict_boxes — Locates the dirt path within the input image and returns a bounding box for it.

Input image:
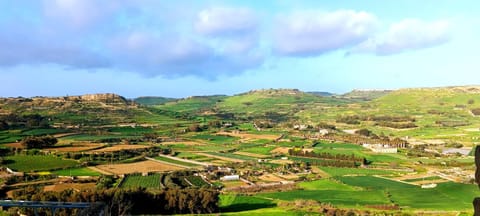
[145,157,194,169]
[150,155,211,166]
[196,153,244,163]
[87,166,113,175]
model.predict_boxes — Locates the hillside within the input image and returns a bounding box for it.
[134,96,177,106]
[341,89,392,100]
[1,86,479,215]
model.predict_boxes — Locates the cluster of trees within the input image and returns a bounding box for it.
[11,186,219,215]
[322,133,408,148]
[471,108,480,116]
[374,121,417,129]
[288,149,365,167]
[0,113,50,130]
[60,146,171,163]
[435,120,470,127]
[21,135,57,149]
[225,182,296,193]
[336,114,415,125]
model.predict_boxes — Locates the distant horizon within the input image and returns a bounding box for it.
[4,84,480,99]
[1,1,479,98]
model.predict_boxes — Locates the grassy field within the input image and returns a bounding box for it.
[120,174,162,189]
[240,146,276,155]
[220,194,276,212]
[319,167,399,177]
[153,155,201,167]
[4,155,78,172]
[337,176,480,210]
[52,167,101,176]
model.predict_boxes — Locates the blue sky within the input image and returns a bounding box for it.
[1,0,479,98]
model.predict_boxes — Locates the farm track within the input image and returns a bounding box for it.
[154,154,211,166]
[195,152,244,163]
[88,166,113,175]
[145,157,195,169]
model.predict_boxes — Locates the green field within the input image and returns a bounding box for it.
[337,176,480,210]
[52,167,101,176]
[153,155,201,167]
[4,155,78,172]
[120,174,162,189]
[240,146,276,155]
[319,167,398,177]
[257,176,480,211]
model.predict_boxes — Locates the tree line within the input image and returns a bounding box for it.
[288,148,365,167]
[10,186,219,215]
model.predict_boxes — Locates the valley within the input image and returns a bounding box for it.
[0,87,479,215]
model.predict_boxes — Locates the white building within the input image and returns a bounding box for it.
[362,143,398,153]
[421,183,437,189]
[220,175,240,181]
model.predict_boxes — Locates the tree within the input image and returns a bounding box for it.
[355,128,372,137]
[21,135,57,149]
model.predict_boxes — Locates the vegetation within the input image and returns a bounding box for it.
[1,87,480,215]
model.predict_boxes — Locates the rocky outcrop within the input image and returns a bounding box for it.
[65,93,128,104]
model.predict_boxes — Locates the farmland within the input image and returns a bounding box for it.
[95,160,185,175]
[3,155,78,172]
[120,173,162,189]
[1,87,480,215]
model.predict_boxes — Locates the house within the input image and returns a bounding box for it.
[362,143,397,153]
[319,129,329,136]
[221,175,240,181]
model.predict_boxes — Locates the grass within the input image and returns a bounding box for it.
[337,176,480,210]
[298,179,357,191]
[4,155,78,172]
[240,146,276,155]
[319,167,398,177]
[52,167,101,176]
[220,194,276,212]
[153,155,200,167]
[207,152,257,160]
[190,134,239,144]
[260,189,389,206]
[120,174,161,189]
[403,176,443,182]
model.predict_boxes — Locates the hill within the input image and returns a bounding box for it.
[341,89,392,100]
[134,96,177,106]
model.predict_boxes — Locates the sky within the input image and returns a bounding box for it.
[1,0,480,98]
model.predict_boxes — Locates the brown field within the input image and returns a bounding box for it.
[196,152,244,163]
[3,142,23,148]
[394,173,436,181]
[89,144,151,152]
[95,160,184,175]
[234,151,270,158]
[258,174,285,182]
[217,132,281,140]
[269,159,294,165]
[45,142,105,152]
[44,182,96,192]
[271,147,290,154]
[221,180,249,189]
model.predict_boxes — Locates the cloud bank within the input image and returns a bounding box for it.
[274,10,377,56]
[0,1,453,79]
[350,19,451,55]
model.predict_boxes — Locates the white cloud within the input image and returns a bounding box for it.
[273,10,378,56]
[194,7,257,37]
[350,19,451,55]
